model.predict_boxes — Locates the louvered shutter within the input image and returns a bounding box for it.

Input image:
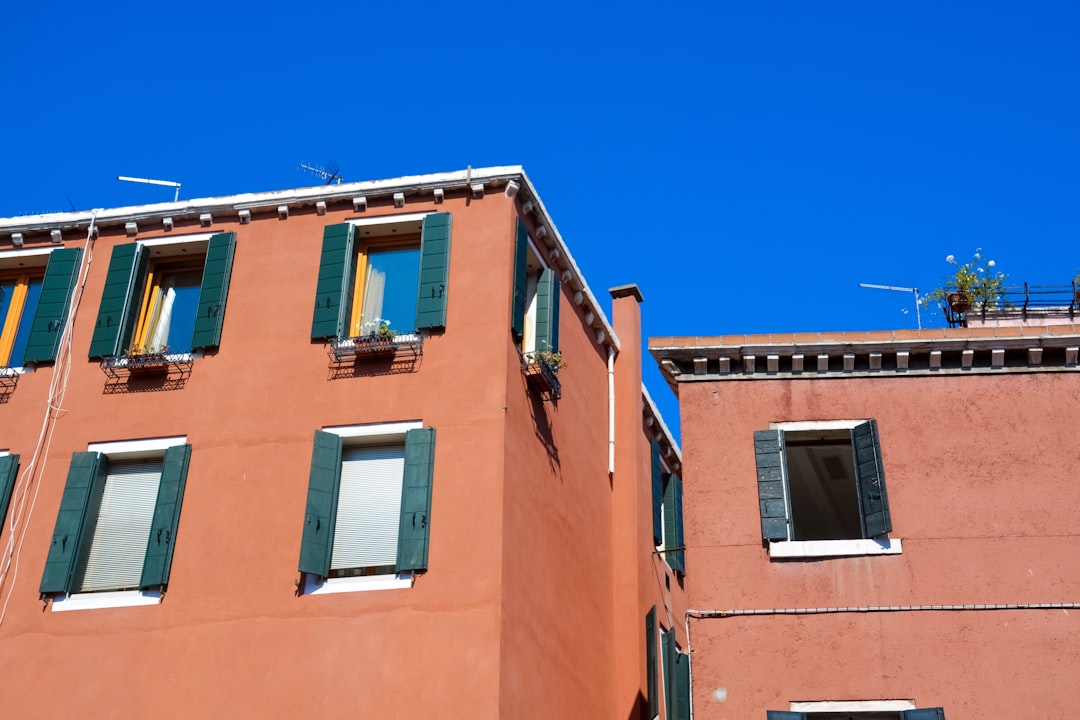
[0,454,18,534]
[310,224,354,340]
[190,232,236,351]
[766,712,806,720]
[73,459,162,592]
[674,651,691,720]
[140,444,191,588]
[664,474,686,574]
[852,419,892,537]
[331,444,405,571]
[415,213,451,331]
[88,243,146,358]
[662,629,677,720]
[397,427,435,572]
[40,452,107,594]
[22,248,83,364]
[651,440,663,545]
[511,218,529,341]
[900,708,946,720]
[298,430,342,577]
[534,267,560,353]
[645,606,658,719]
[754,429,790,541]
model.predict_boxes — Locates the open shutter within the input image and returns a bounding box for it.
[415,213,451,331]
[664,474,685,574]
[662,629,677,720]
[39,452,107,594]
[140,444,191,588]
[298,430,342,577]
[397,427,435,572]
[21,248,82,364]
[310,224,354,340]
[852,419,892,537]
[754,429,790,541]
[511,218,529,340]
[766,713,806,720]
[645,606,658,719]
[0,454,18,533]
[674,651,691,720]
[88,243,145,358]
[900,709,945,720]
[651,440,663,545]
[191,232,236,351]
[534,267,560,353]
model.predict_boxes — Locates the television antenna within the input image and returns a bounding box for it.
[298,161,342,185]
[858,283,922,330]
[117,175,182,202]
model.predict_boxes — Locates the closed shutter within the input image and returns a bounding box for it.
[140,444,192,588]
[415,213,451,331]
[674,651,691,720]
[397,427,435,572]
[766,713,806,720]
[645,606,658,719]
[310,224,354,340]
[298,430,342,577]
[73,459,162,592]
[754,429,790,541]
[0,454,18,534]
[664,474,686,574]
[662,629,676,720]
[511,218,529,341]
[651,440,663,545]
[900,709,946,720]
[190,232,236,351]
[21,248,83,364]
[88,243,145,358]
[331,444,405,571]
[852,419,892,537]
[534,267,560,353]
[40,452,107,594]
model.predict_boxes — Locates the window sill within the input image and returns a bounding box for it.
[51,588,163,612]
[768,537,902,559]
[303,572,414,595]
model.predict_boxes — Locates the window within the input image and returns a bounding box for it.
[39,437,191,602]
[0,451,19,534]
[768,705,945,719]
[651,439,685,575]
[661,627,691,720]
[88,233,236,359]
[298,423,436,592]
[310,213,451,340]
[0,247,82,367]
[755,420,899,558]
[510,218,559,357]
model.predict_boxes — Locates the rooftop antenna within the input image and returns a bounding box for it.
[298,161,342,185]
[117,175,182,202]
[859,283,922,330]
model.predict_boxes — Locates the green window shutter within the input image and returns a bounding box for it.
[140,444,192,588]
[766,712,806,720]
[190,232,236,351]
[662,629,676,720]
[852,419,892,537]
[298,430,342,577]
[415,213,451,331]
[21,248,83,364]
[39,452,108,594]
[397,427,435,572]
[664,473,686,574]
[88,244,145,358]
[510,218,529,341]
[310,224,354,340]
[900,708,945,720]
[754,429,790,541]
[0,454,19,536]
[674,651,691,720]
[534,267,560,353]
[645,606,658,719]
[651,440,663,545]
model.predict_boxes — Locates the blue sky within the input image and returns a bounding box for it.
[3,2,1079,441]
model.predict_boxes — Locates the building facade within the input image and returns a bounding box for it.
[651,327,1080,720]
[0,167,686,719]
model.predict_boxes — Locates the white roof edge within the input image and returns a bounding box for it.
[642,384,681,460]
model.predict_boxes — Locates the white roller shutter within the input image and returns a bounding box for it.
[330,444,404,571]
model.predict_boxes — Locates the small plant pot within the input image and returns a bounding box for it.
[947,292,971,313]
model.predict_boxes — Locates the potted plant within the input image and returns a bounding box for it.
[923,249,1006,314]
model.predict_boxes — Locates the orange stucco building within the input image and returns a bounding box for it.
[650,328,1080,720]
[0,167,687,719]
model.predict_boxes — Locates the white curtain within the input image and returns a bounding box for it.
[144,286,176,353]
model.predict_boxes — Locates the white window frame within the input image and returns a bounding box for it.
[767,420,901,559]
[521,236,550,355]
[791,700,917,713]
[51,435,187,612]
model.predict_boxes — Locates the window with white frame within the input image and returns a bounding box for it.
[0,246,82,367]
[510,217,560,360]
[768,701,945,719]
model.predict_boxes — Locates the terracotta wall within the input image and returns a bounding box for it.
[678,372,1080,719]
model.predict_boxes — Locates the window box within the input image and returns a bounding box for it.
[521,351,562,401]
[100,352,194,386]
[329,333,424,363]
